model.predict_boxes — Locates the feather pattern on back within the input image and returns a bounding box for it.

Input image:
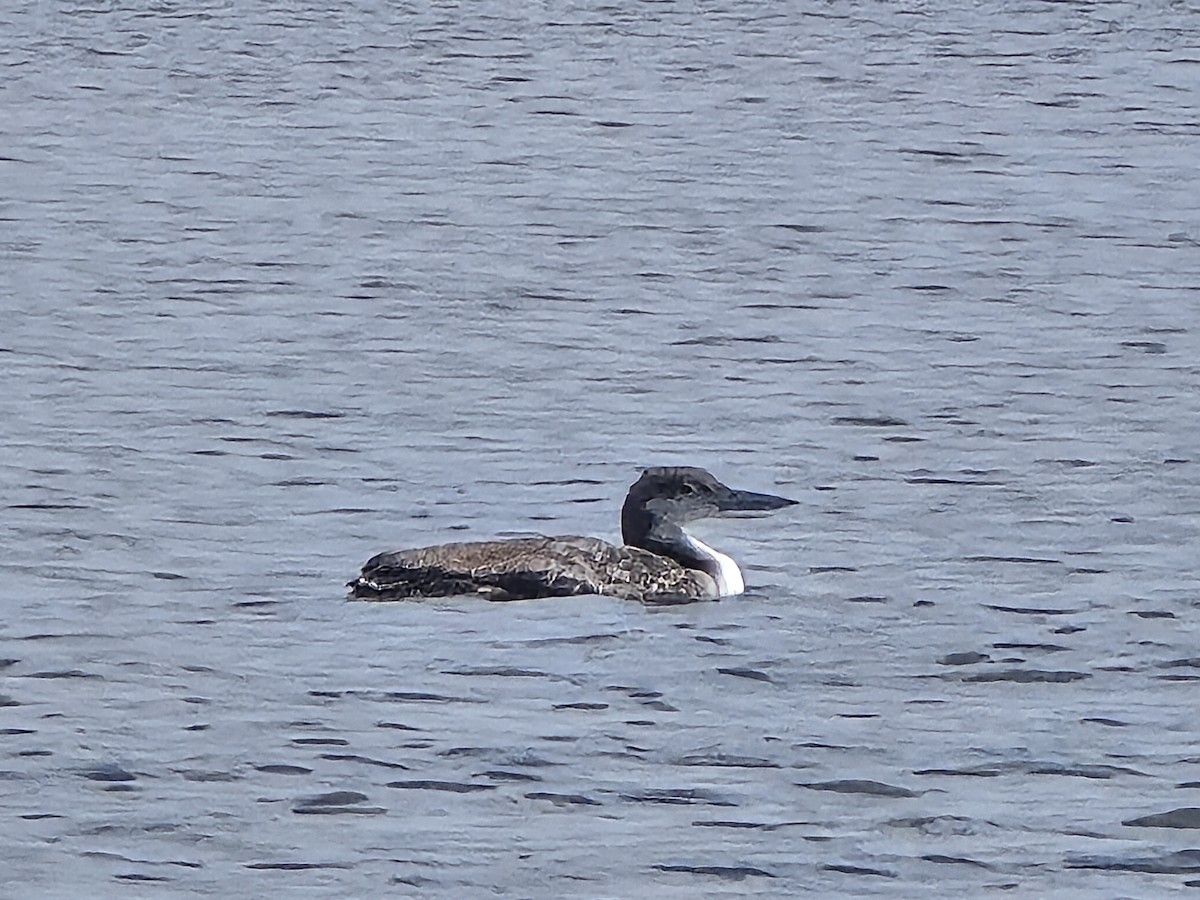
[351,535,714,604]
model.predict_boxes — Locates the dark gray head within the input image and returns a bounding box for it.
[620,467,796,555]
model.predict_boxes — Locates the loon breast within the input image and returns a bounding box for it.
[683,534,745,596]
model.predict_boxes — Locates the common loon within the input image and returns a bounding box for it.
[348,466,795,604]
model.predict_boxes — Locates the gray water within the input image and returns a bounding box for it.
[4,0,1200,896]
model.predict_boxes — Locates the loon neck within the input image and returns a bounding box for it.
[630,523,745,597]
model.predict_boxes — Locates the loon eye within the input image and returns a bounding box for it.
[681,483,697,496]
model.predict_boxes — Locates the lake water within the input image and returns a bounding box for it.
[4,0,1200,896]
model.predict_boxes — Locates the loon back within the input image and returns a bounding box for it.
[350,535,715,604]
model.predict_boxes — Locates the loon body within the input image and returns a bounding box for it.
[349,467,795,604]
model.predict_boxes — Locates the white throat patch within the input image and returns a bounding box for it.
[684,534,745,597]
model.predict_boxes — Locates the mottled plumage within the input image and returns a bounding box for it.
[353,535,713,604]
[348,466,795,604]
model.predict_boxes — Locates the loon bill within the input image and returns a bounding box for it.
[348,466,796,604]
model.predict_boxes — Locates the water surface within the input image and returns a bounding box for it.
[3,0,1200,896]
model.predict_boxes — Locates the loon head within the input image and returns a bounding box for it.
[621,466,795,536]
[620,467,795,593]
